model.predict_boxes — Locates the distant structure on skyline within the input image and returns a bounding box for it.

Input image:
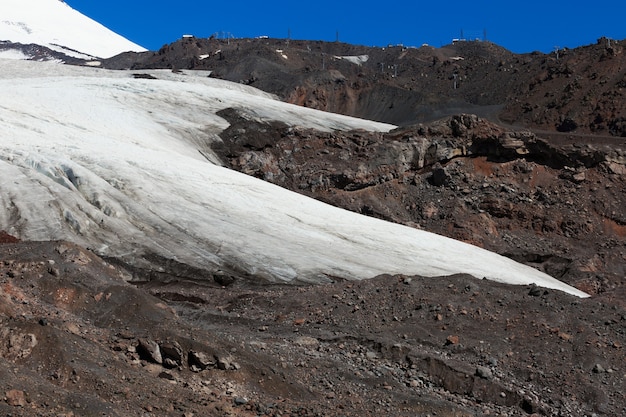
[454,28,487,43]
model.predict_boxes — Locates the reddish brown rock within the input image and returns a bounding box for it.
[5,389,26,407]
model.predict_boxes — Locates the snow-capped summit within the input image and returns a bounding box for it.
[0,0,146,59]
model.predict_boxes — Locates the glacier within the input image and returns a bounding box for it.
[0,59,589,297]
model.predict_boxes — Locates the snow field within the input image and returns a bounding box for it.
[0,59,589,297]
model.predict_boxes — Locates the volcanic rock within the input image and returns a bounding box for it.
[138,339,162,364]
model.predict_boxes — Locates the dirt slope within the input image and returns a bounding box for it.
[0,240,624,416]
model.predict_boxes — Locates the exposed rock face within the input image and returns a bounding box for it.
[138,338,162,364]
[216,110,626,294]
[188,350,215,371]
[160,340,183,368]
[0,42,87,64]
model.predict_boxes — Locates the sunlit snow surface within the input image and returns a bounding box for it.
[0,0,146,59]
[0,59,589,297]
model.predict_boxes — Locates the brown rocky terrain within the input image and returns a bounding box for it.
[102,36,626,136]
[1,113,624,416]
[1,238,625,416]
[215,110,626,295]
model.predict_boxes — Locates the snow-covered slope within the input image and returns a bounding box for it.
[0,59,589,298]
[0,0,146,59]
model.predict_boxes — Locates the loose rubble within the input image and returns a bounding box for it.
[0,240,624,415]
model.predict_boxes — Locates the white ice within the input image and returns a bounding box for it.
[0,0,146,59]
[0,59,589,298]
[0,48,30,60]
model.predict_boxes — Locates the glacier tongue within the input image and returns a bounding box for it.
[0,59,589,297]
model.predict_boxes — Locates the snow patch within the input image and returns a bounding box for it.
[337,55,369,65]
[0,48,29,60]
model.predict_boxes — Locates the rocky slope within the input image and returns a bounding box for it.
[101,36,626,135]
[215,110,626,296]
[0,239,624,416]
[500,38,626,136]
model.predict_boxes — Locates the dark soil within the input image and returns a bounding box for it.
[0,240,624,416]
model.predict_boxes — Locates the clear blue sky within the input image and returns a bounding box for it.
[66,0,626,54]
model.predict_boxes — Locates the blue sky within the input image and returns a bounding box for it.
[66,0,626,54]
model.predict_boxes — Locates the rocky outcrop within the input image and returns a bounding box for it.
[219,110,624,190]
[501,38,626,136]
[216,110,626,293]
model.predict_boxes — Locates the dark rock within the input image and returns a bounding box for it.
[528,284,543,297]
[479,197,515,218]
[159,340,183,368]
[188,350,215,371]
[475,366,493,379]
[158,371,176,381]
[430,163,449,186]
[137,339,162,364]
[213,271,236,286]
[132,73,158,80]
[233,397,248,406]
[556,117,578,132]
[216,354,233,370]
[592,364,606,373]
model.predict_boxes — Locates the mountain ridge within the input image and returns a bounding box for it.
[99,35,626,137]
